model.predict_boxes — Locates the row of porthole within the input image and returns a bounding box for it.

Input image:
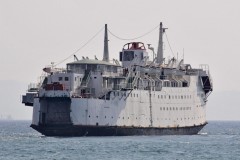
[160,107,192,111]
[157,95,192,99]
[112,92,192,100]
[130,93,192,100]
[88,115,205,120]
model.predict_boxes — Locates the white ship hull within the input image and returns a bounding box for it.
[31,76,207,136]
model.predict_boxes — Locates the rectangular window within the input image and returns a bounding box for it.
[65,77,69,81]
[123,51,134,61]
[59,77,62,81]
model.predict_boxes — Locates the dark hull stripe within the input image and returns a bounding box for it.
[31,123,207,137]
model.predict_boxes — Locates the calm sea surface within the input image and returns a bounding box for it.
[0,121,239,160]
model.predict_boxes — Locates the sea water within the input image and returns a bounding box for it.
[0,121,239,160]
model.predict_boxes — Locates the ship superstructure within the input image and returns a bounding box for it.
[22,23,213,136]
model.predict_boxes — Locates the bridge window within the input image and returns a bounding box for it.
[123,51,134,61]
[65,77,69,81]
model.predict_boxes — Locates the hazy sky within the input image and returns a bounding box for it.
[0,0,240,120]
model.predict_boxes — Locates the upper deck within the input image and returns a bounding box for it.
[67,59,122,76]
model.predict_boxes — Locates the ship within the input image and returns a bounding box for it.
[22,23,213,136]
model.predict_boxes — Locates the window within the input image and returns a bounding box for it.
[123,51,134,61]
[65,77,69,81]
[59,77,62,81]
